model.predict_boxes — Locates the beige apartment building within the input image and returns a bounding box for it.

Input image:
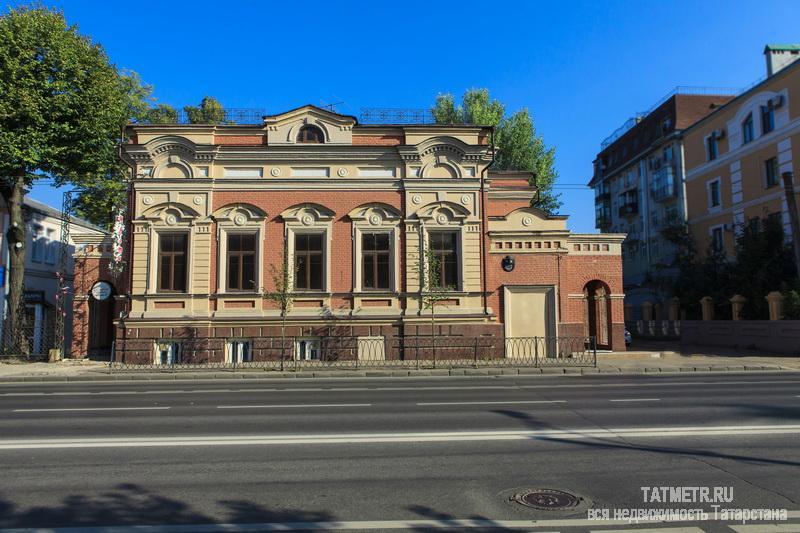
[684,46,800,255]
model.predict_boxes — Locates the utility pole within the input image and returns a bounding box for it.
[782,171,800,278]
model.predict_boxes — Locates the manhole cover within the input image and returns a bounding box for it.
[512,488,582,511]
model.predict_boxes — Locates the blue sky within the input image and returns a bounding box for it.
[21,0,800,232]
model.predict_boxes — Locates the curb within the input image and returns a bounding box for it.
[0,365,793,384]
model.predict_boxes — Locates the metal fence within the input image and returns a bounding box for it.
[108,335,596,372]
[0,322,55,360]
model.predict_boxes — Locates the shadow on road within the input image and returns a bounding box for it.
[490,408,800,470]
[0,482,335,529]
[406,504,516,532]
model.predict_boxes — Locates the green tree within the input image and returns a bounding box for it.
[73,70,154,228]
[145,103,179,124]
[421,248,453,367]
[662,217,797,319]
[431,89,560,212]
[184,96,226,124]
[0,6,142,350]
[264,244,294,371]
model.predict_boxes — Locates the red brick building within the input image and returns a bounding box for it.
[70,106,625,363]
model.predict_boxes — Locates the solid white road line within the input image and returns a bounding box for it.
[216,404,371,409]
[12,407,170,413]
[417,400,566,406]
[730,524,800,532]
[0,515,798,532]
[3,378,800,397]
[591,522,705,533]
[2,423,800,450]
[609,398,661,402]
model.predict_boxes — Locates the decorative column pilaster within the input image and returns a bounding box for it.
[729,294,746,321]
[765,291,785,321]
[700,296,714,321]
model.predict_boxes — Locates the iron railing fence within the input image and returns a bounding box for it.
[359,108,436,125]
[0,322,55,359]
[108,335,597,372]
[134,107,438,126]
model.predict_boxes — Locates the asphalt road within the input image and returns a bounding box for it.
[0,372,798,532]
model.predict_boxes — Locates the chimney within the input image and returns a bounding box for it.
[764,44,800,76]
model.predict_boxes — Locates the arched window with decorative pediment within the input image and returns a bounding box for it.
[280,203,335,292]
[296,125,325,144]
[140,202,201,294]
[212,204,268,293]
[416,201,470,291]
[348,203,402,292]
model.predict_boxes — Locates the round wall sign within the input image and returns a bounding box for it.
[501,255,515,272]
[91,281,113,301]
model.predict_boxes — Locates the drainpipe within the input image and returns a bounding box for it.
[479,127,496,317]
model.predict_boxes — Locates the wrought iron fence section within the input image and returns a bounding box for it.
[136,108,270,125]
[359,108,435,125]
[0,321,55,359]
[108,335,596,372]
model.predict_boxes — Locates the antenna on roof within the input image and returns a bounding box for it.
[320,100,344,112]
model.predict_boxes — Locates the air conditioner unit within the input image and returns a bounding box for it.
[723,223,734,232]
[713,129,726,139]
[770,95,784,108]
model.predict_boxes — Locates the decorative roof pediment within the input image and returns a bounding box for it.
[398,136,491,178]
[123,135,218,173]
[212,203,267,226]
[348,203,402,225]
[263,105,356,146]
[489,207,569,233]
[141,202,200,225]
[416,201,470,225]
[280,203,335,226]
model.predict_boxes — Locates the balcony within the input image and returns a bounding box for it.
[596,212,612,228]
[594,191,611,203]
[618,203,639,217]
[651,166,677,202]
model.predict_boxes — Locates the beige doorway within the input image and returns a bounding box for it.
[504,285,557,358]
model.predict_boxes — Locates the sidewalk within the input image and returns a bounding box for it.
[0,345,798,382]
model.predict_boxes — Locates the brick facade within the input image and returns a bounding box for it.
[69,105,626,361]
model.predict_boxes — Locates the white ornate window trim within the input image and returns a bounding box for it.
[213,204,267,294]
[416,201,471,292]
[141,202,199,295]
[281,203,335,293]
[348,203,402,292]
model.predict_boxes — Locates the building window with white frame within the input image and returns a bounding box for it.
[44,228,57,264]
[764,157,779,188]
[227,233,257,291]
[742,113,754,144]
[761,104,775,134]
[226,339,251,364]
[295,338,320,360]
[428,231,459,289]
[361,233,391,290]
[710,227,724,252]
[294,233,324,291]
[158,233,188,292]
[708,179,721,209]
[155,341,181,365]
[706,136,718,161]
[30,225,45,263]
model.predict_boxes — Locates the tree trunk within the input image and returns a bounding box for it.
[5,175,29,354]
[280,311,286,372]
[430,304,436,368]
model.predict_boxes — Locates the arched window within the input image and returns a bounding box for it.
[297,125,324,144]
[742,113,754,144]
